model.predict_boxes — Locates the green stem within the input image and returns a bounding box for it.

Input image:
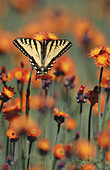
[79,103,83,138]
[26,67,34,116]
[5,136,9,161]
[0,101,3,113]
[88,104,93,141]
[98,67,103,132]
[27,142,32,170]
[55,124,61,144]
[52,158,57,170]
[12,142,15,159]
[102,92,109,129]
[20,82,24,112]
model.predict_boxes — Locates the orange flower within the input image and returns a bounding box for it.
[40,6,71,34]
[20,22,41,38]
[73,139,97,160]
[9,115,39,135]
[12,66,31,83]
[30,95,55,111]
[108,120,110,129]
[53,55,75,77]
[100,67,110,88]
[27,127,42,137]
[96,130,110,148]
[53,144,66,159]
[37,138,51,155]
[72,18,106,50]
[6,129,19,139]
[88,46,110,67]
[64,118,77,131]
[93,93,105,116]
[33,32,58,42]
[81,163,97,170]
[105,151,110,164]
[9,0,34,11]
[37,74,53,80]
[0,31,14,54]
[53,106,70,118]
[3,104,20,121]
[3,86,16,99]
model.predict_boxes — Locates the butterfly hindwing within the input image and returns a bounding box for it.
[45,39,72,68]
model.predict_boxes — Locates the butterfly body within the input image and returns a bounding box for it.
[13,37,72,75]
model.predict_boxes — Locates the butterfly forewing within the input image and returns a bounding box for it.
[45,39,72,67]
[13,38,42,67]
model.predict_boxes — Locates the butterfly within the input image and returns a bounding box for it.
[13,38,72,75]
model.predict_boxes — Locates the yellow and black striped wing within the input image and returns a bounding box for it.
[13,38,42,72]
[45,39,72,70]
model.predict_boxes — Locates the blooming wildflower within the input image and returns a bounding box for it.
[53,144,66,159]
[96,130,110,149]
[63,76,75,89]
[53,106,70,124]
[0,86,16,102]
[40,6,71,34]
[30,94,55,113]
[9,0,35,11]
[37,74,53,80]
[27,127,42,143]
[72,19,106,50]
[0,31,13,54]
[86,86,98,105]
[9,115,39,135]
[3,104,20,121]
[6,129,19,141]
[53,106,70,118]
[105,151,110,164]
[88,46,110,67]
[76,85,86,103]
[37,138,51,156]
[53,55,75,77]
[27,127,42,137]
[73,139,97,160]
[81,163,97,170]
[20,22,41,38]
[64,118,77,131]
[34,32,58,42]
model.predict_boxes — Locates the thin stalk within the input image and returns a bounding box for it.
[20,82,24,112]
[12,142,15,159]
[98,67,103,132]
[27,142,32,170]
[26,67,33,116]
[5,136,9,161]
[0,101,3,113]
[102,92,110,129]
[52,158,57,170]
[55,124,61,144]
[88,104,93,141]
[79,103,83,138]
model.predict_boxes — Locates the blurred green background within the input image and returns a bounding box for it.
[0,0,110,169]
